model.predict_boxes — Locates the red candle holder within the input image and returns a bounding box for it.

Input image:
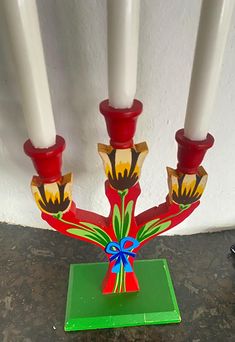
[24,135,65,183]
[100,99,142,148]
[176,129,214,174]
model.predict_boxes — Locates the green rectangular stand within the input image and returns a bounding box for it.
[65,259,181,331]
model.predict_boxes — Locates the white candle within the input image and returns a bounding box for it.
[184,0,234,141]
[107,0,140,109]
[4,0,56,148]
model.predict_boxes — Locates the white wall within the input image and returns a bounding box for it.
[0,0,235,235]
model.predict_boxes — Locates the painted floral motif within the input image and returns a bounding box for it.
[111,189,134,241]
[30,147,208,294]
[31,173,73,214]
[167,166,207,205]
[98,142,148,190]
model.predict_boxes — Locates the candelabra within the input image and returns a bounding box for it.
[24,99,214,331]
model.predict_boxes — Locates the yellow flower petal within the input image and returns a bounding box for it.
[115,148,132,167]
[98,142,148,190]
[135,142,148,177]
[98,144,113,177]
[167,166,208,205]
[181,174,197,197]
[115,162,131,176]
[30,173,73,215]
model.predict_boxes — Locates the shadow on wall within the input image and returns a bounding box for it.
[37,0,108,176]
[0,0,108,177]
[0,3,28,170]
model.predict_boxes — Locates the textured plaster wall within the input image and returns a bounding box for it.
[0,0,235,234]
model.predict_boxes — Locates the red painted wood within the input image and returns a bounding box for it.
[99,99,142,148]
[176,129,214,174]
[102,257,140,294]
[41,202,109,250]
[135,199,199,250]
[40,181,199,294]
[24,135,65,183]
[24,126,214,294]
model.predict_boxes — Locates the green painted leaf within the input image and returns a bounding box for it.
[122,200,134,237]
[67,228,107,247]
[149,221,171,234]
[138,224,165,241]
[53,211,63,219]
[118,189,128,198]
[136,218,160,241]
[137,221,171,242]
[79,222,102,230]
[113,204,121,241]
[92,227,112,244]
[85,233,108,247]
[76,222,94,232]
[122,212,130,238]
[142,218,160,232]
[138,228,159,241]
[179,204,191,210]
[79,222,111,245]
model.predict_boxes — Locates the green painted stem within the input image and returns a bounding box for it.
[115,264,125,294]
[118,190,128,239]
[159,205,189,227]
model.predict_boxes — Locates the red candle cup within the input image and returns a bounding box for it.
[176,129,214,174]
[99,99,142,149]
[24,135,65,183]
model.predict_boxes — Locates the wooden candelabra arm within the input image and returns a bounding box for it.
[135,200,199,249]
[35,162,206,253]
[41,203,111,250]
[39,179,190,253]
[134,164,208,247]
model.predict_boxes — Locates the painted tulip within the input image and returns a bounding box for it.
[31,173,73,215]
[167,166,207,205]
[98,142,148,190]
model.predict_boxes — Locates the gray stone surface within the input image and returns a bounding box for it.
[0,223,234,342]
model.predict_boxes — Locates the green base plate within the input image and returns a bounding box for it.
[65,259,181,331]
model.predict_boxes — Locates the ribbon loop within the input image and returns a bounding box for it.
[105,237,139,274]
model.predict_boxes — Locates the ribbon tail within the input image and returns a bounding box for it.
[111,255,121,274]
[121,253,133,273]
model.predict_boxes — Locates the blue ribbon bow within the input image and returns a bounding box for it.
[105,237,140,274]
